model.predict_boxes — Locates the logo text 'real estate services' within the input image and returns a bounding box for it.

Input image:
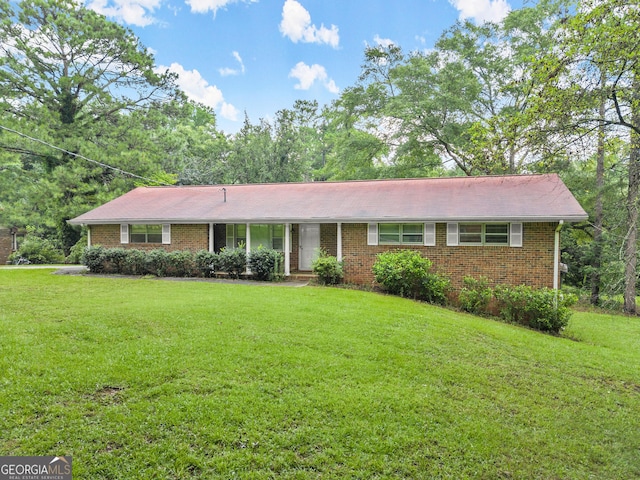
[0,456,72,480]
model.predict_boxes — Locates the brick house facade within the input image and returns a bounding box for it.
[86,221,561,289]
[71,175,587,290]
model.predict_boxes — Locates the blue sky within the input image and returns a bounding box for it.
[86,0,526,133]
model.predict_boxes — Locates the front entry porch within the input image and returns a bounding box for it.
[210,222,343,277]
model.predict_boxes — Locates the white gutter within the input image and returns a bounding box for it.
[68,215,588,225]
[553,221,564,309]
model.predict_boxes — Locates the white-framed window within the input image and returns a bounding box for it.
[226,224,285,251]
[130,224,163,243]
[457,223,511,246]
[378,223,424,245]
[122,224,170,244]
[368,223,436,246]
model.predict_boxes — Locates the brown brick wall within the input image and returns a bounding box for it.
[341,222,558,289]
[90,224,209,252]
[0,228,11,264]
[320,224,338,257]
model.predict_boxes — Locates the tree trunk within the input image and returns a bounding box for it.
[624,72,640,315]
[590,79,606,305]
[624,133,640,315]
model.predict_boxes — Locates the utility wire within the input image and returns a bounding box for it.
[0,124,171,185]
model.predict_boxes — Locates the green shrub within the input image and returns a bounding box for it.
[494,284,577,333]
[82,246,107,273]
[105,248,128,274]
[195,250,219,277]
[373,250,432,299]
[66,234,88,264]
[422,271,451,306]
[218,245,247,279]
[248,247,284,281]
[9,234,64,265]
[167,250,196,277]
[122,249,146,275]
[312,252,344,285]
[145,249,170,277]
[458,276,493,315]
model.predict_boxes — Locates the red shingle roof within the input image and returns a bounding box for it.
[69,174,588,225]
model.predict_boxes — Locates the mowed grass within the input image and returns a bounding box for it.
[0,270,639,479]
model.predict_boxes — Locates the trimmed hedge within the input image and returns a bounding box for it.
[494,284,577,333]
[82,246,293,284]
[218,246,247,279]
[82,246,252,280]
[248,247,284,281]
[195,250,218,277]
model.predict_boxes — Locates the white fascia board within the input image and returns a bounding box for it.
[70,214,587,225]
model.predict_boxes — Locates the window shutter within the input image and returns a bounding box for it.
[226,224,234,248]
[162,224,171,245]
[120,224,129,244]
[424,223,436,246]
[510,223,523,247]
[367,223,378,246]
[446,223,459,246]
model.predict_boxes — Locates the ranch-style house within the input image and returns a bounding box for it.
[69,174,588,289]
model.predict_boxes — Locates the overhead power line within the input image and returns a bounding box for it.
[0,124,171,185]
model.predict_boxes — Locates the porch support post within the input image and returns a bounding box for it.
[245,223,251,274]
[337,222,342,262]
[553,220,563,292]
[284,223,291,276]
[87,227,91,248]
[209,223,214,252]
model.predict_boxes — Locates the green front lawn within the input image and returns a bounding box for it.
[1,269,639,479]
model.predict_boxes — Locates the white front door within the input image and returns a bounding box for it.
[299,223,320,271]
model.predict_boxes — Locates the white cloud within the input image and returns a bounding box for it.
[288,62,339,94]
[220,102,240,121]
[186,0,257,15]
[279,0,339,48]
[449,0,511,24]
[87,0,161,27]
[373,34,395,48]
[219,51,245,76]
[156,63,239,121]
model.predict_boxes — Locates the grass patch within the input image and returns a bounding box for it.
[1,269,639,479]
